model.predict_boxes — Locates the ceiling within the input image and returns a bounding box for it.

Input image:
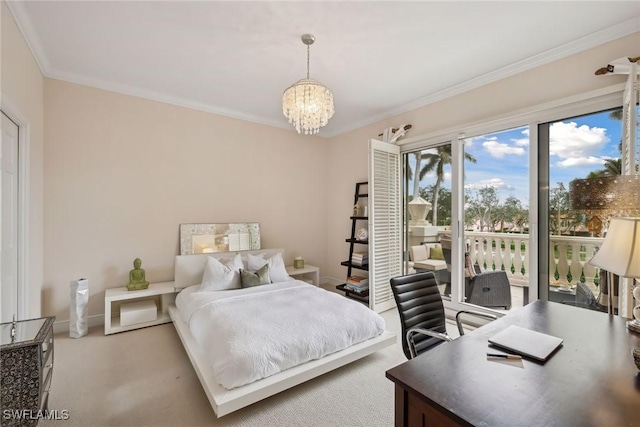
[7,1,640,137]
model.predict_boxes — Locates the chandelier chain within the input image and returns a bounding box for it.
[307,44,310,79]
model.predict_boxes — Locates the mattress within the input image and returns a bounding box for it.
[175,280,385,389]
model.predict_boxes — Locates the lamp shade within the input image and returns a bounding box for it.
[589,217,640,278]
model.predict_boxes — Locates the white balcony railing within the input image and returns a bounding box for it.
[464,231,603,293]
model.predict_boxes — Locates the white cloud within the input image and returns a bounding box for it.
[512,128,530,147]
[513,138,529,147]
[482,139,526,158]
[549,121,609,161]
[421,170,452,181]
[556,156,605,168]
[465,178,514,191]
[463,137,477,149]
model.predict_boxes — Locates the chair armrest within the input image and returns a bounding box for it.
[471,271,510,292]
[473,270,509,284]
[406,328,453,358]
[455,310,498,336]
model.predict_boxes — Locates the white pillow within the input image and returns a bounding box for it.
[199,253,244,291]
[247,252,290,283]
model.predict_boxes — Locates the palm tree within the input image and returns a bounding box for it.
[603,158,622,175]
[585,169,605,179]
[419,146,476,225]
[608,108,623,121]
[410,153,427,200]
[585,140,623,178]
[585,150,622,178]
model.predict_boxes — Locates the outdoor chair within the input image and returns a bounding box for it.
[390,271,497,359]
[442,247,512,309]
[561,282,607,312]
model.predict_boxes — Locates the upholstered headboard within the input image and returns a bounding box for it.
[174,248,284,290]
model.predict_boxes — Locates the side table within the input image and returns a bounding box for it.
[104,281,176,335]
[286,264,320,286]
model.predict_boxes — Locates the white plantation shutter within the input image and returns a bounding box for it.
[368,139,402,313]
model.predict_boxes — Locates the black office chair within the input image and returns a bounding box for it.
[390,271,498,359]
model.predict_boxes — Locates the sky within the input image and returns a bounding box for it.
[409,108,625,209]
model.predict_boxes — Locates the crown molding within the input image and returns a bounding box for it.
[47,69,293,131]
[324,17,640,138]
[7,2,638,139]
[5,0,50,75]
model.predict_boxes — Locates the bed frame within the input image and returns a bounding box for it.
[168,249,396,417]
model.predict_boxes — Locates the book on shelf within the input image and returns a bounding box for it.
[350,252,369,266]
[347,276,369,286]
[345,283,369,293]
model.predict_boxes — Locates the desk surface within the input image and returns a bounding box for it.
[386,301,640,427]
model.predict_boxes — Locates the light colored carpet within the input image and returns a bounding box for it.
[41,308,420,427]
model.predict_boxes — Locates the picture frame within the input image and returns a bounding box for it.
[179,223,261,255]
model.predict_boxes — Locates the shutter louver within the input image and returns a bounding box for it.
[368,139,402,313]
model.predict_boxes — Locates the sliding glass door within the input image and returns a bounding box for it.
[403,143,453,299]
[398,85,632,315]
[539,108,638,312]
[461,126,530,311]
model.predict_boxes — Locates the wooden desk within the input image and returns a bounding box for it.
[386,301,640,427]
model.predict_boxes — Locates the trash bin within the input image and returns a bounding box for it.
[70,278,89,338]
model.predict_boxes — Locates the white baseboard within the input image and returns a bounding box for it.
[53,314,105,335]
[321,277,343,286]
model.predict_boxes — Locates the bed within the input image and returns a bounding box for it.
[168,248,395,417]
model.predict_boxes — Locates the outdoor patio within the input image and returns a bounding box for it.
[435,230,605,312]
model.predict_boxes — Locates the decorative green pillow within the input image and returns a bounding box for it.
[430,246,445,260]
[240,264,271,288]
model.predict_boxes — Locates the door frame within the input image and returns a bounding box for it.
[398,83,626,315]
[1,98,31,320]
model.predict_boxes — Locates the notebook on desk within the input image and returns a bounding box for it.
[488,325,563,361]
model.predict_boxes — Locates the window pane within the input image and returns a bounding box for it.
[546,108,638,312]
[403,143,452,299]
[463,126,530,312]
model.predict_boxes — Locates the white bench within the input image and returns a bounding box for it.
[409,244,447,272]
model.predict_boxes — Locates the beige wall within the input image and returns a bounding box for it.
[44,79,328,320]
[1,0,45,318]
[6,0,639,322]
[324,31,640,282]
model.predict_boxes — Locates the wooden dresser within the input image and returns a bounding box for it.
[1,316,55,427]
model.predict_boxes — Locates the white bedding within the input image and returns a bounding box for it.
[175,280,385,389]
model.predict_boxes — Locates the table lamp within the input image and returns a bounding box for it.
[588,217,640,332]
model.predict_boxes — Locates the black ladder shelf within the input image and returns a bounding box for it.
[336,182,369,304]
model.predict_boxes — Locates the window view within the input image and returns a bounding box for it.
[404,143,453,299]
[545,108,639,312]
[403,105,637,314]
[462,126,530,312]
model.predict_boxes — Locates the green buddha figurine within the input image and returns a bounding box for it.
[127,258,149,291]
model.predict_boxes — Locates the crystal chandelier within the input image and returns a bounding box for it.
[282,34,335,135]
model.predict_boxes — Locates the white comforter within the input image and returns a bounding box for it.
[176,280,385,389]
